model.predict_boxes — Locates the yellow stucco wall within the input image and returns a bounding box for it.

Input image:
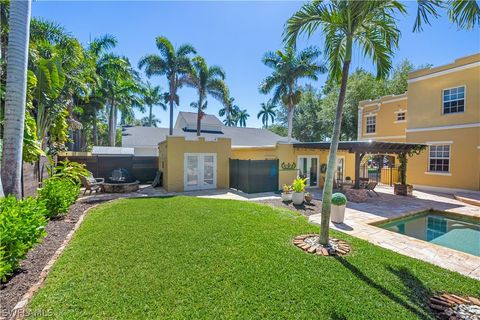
[406,127,480,191]
[232,144,355,188]
[359,94,408,142]
[159,136,231,192]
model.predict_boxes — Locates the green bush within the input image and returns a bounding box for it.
[38,178,79,219]
[331,193,347,206]
[0,196,48,281]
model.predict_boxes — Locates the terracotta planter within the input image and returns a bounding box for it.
[331,204,346,223]
[292,192,304,205]
[281,192,292,202]
[394,183,413,196]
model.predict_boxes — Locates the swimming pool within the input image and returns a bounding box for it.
[378,211,480,256]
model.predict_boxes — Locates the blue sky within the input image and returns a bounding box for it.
[32,1,480,128]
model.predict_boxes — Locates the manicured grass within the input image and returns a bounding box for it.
[28,197,479,319]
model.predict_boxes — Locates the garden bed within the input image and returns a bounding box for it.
[257,198,322,217]
[0,195,125,318]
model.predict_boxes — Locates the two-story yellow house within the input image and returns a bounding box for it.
[358,53,480,192]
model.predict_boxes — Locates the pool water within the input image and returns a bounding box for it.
[378,211,480,256]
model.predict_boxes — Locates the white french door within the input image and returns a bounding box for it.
[184,153,217,191]
[297,156,319,187]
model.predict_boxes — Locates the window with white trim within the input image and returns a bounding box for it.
[443,86,465,114]
[396,112,406,122]
[428,144,450,173]
[366,116,376,133]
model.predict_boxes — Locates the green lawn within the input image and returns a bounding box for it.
[28,197,479,319]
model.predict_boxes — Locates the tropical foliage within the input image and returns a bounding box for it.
[259,46,325,141]
[257,100,276,128]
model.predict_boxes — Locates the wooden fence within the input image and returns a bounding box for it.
[22,157,49,198]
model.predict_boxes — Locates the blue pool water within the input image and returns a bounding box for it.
[379,211,480,256]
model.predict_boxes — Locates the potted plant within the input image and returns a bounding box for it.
[281,184,293,202]
[331,193,347,223]
[304,192,313,203]
[291,177,307,205]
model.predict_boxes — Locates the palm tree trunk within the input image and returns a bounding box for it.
[196,96,203,137]
[149,104,153,127]
[93,112,98,145]
[319,42,352,246]
[168,78,175,135]
[108,99,116,146]
[1,0,31,198]
[287,105,294,142]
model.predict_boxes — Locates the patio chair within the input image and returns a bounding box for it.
[365,181,379,197]
[80,173,104,195]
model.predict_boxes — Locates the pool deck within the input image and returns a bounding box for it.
[306,186,480,280]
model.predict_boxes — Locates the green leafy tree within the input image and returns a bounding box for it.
[257,100,276,128]
[286,0,405,245]
[138,37,196,135]
[181,56,228,136]
[259,46,325,141]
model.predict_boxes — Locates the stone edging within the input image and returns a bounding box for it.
[8,200,114,320]
[293,234,351,256]
[429,293,480,319]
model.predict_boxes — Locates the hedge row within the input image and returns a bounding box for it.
[0,178,80,281]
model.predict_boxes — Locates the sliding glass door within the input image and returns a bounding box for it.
[297,156,319,187]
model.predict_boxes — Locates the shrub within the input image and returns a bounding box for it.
[0,196,48,281]
[282,184,292,193]
[292,177,307,193]
[331,193,347,206]
[48,159,89,184]
[38,178,80,219]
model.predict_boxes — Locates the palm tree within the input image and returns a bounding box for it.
[236,109,250,127]
[1,0,32,197]
[285,0,404,245]
[414,0,480,31]
[181,56,228,136]
[140,81,166,127]
[257,100,276,128]
[259,46,324,142]
[138,37,196,135]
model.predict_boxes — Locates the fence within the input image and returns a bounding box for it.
[229,159,279,193]
[21,157,49,198]
[359,164,399,186]
[57,155,158,183]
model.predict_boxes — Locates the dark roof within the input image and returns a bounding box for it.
[293,141,426,154]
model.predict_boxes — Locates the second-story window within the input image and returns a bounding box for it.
[443,86,465,114]
[366,116,376,134]
[429,144,450,173]
[396,112,406,122]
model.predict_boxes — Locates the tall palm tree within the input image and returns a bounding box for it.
[1,0,32,197]
[140,81,166,127]
[285,0,404,245]
[236,109,250,127]
[181,56,228,136]
[138,37,196,135]
[257,100,276,128]
[220,96,242,127]
[259,46,324,142]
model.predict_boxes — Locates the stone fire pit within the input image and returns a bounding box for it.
[102,180,140,193]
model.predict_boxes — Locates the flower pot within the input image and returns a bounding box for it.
[281,192,292,202]
[331,204,346,223]
[394,183,413,196]
[292,192,304,205]
[305,194,313,203]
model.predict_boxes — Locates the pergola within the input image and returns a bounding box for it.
[293,141,426,188]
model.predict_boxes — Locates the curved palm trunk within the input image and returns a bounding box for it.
[1,0,31,197]
[287,105,294,142]
[319,44,352,246]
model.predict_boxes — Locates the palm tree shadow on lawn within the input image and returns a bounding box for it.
[334,257,433,319]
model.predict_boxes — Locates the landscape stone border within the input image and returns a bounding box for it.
[429,293,480,319]
[293,234,351,256]
[8,201,112,320]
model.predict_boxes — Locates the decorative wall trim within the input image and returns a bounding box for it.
[361,135,406,140]
[406,122,480,132]
[424,171,452,176]
[408,61,480,83]
[425,141,453,145]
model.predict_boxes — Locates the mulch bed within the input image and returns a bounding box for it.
[0,195,125,319]
[256,198,322,217]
